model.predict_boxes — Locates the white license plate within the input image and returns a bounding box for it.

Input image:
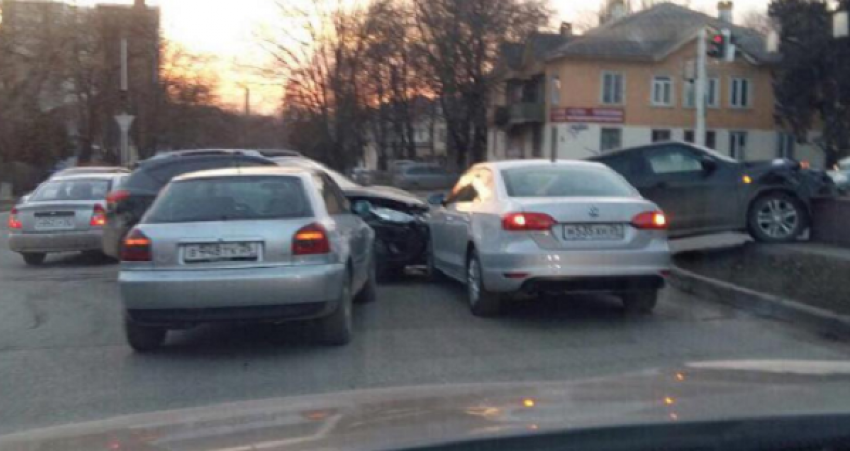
[183,242,259,262]
[563,224,625,241]
[34,217,75,231]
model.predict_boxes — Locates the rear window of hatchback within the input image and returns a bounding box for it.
[144,176,312,223]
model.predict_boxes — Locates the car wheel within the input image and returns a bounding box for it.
[622,291,658,315]
[124,318,167,352]
[22,253,46,266]
[467,250,502,317]
[748,193,807,243]
[318,269,353,346]
[355,256,377,304]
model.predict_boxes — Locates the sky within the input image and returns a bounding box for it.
[76,0,769,114]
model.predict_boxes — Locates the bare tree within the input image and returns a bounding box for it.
[412,0,549,167]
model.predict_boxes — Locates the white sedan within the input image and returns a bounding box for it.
[427,160,671,317]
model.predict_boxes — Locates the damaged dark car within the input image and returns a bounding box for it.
[591,142,836,243]
[273,158,429,281]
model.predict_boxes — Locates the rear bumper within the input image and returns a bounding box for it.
[8,230,103,253]
[120,263,346,324]
[479,245,670,293]
[519,275,665,294]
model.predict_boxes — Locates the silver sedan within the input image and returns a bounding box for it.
[427,160,671,317]
[8,173,126,265]
[118,167,376,351]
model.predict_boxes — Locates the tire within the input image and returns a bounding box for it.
[124,318,167,352]
[622,291,658,315]
[355,256,377,304]
[318,269,353,346]
[22,253,46,266]
[747,193,807,243]
[466,250,502,317]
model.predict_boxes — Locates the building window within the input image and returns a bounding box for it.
[684,130,716,148]
[651,76,673,106]
[438,128,447,143]
[777,132,795,159]
[551,75,561,106]
[600,128,622,152]
[729,131,748,160]
[730,78,752,108]
[601,72,624,105]
[651,129,671,142]
[683,78,719,108]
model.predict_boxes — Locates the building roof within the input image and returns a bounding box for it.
[548,3,777,64]
[498,43,525,70]
[497,32,571,71]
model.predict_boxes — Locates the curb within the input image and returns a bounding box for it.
[669,265,850,340]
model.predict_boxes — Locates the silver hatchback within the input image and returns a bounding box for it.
[428,160,671,317]
[8,174,126,265]
[118,167,376,351]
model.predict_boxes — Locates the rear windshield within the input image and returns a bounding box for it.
[30,179,110,202]
[502,165,636,198]
[144,176,312,223]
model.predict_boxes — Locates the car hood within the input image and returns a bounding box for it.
[343,185,427,209]
[3,360,850,451]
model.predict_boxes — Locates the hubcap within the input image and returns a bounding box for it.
[756,199,799,239]
[467,258,480,306]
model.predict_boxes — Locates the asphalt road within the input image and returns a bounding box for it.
[1,212,849,437]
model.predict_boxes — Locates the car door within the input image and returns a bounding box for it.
[441,173,481,278]
[632,144,734,233]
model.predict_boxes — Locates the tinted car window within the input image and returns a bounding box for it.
[646,147,703,174]
[127,157,272,192]
[502,165,635,198]
[31,179,110,202]
[144,176,311,223]
[599,155,635,177]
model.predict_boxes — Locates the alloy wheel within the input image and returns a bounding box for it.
[756,198,799,240]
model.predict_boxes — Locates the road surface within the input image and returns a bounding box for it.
[1,212,848,436]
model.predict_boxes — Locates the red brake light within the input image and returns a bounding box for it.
[90,204,107,227]
[106,190,130,205]
[293,223,330,255]
[121,229,152,261]
[502,212,556,231]
[632,211,668,230]
[8,208,22,230]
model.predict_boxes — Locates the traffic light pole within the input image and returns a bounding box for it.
[695,28,707,147]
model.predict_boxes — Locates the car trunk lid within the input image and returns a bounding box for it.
[510,197,661,250]
[15,201,103,234]
[139,218,320,270]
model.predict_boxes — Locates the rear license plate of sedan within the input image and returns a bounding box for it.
[34,217,75,231]
[563,224,625,241]
[183,242,259,262]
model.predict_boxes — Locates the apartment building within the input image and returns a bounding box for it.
[488,3,826,167]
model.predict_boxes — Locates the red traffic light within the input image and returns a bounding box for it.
[712,34,724,44]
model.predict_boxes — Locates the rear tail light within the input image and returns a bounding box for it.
[502,212,556,231]
[631,211,667,230]
[90,204,107,227]
[121,229,152,262]
[106,190,130,205]
[293,223,330,255]
[8,208,22,230]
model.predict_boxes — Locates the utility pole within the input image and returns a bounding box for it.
[695,28,707,147]
[115,37,135,166]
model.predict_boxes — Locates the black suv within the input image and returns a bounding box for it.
[102,150,276,259]
[591,142,835,243]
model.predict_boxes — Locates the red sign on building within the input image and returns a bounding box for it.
[550,107,625,124]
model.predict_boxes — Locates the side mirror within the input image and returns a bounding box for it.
[700,157,718,174]
[351,200,372,217]
[427,193,447,206]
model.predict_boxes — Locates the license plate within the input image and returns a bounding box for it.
[183,242,259,262]
[563,224,625,241]
[34,217,75,231]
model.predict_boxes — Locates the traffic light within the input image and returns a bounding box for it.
[707,32,726,58]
